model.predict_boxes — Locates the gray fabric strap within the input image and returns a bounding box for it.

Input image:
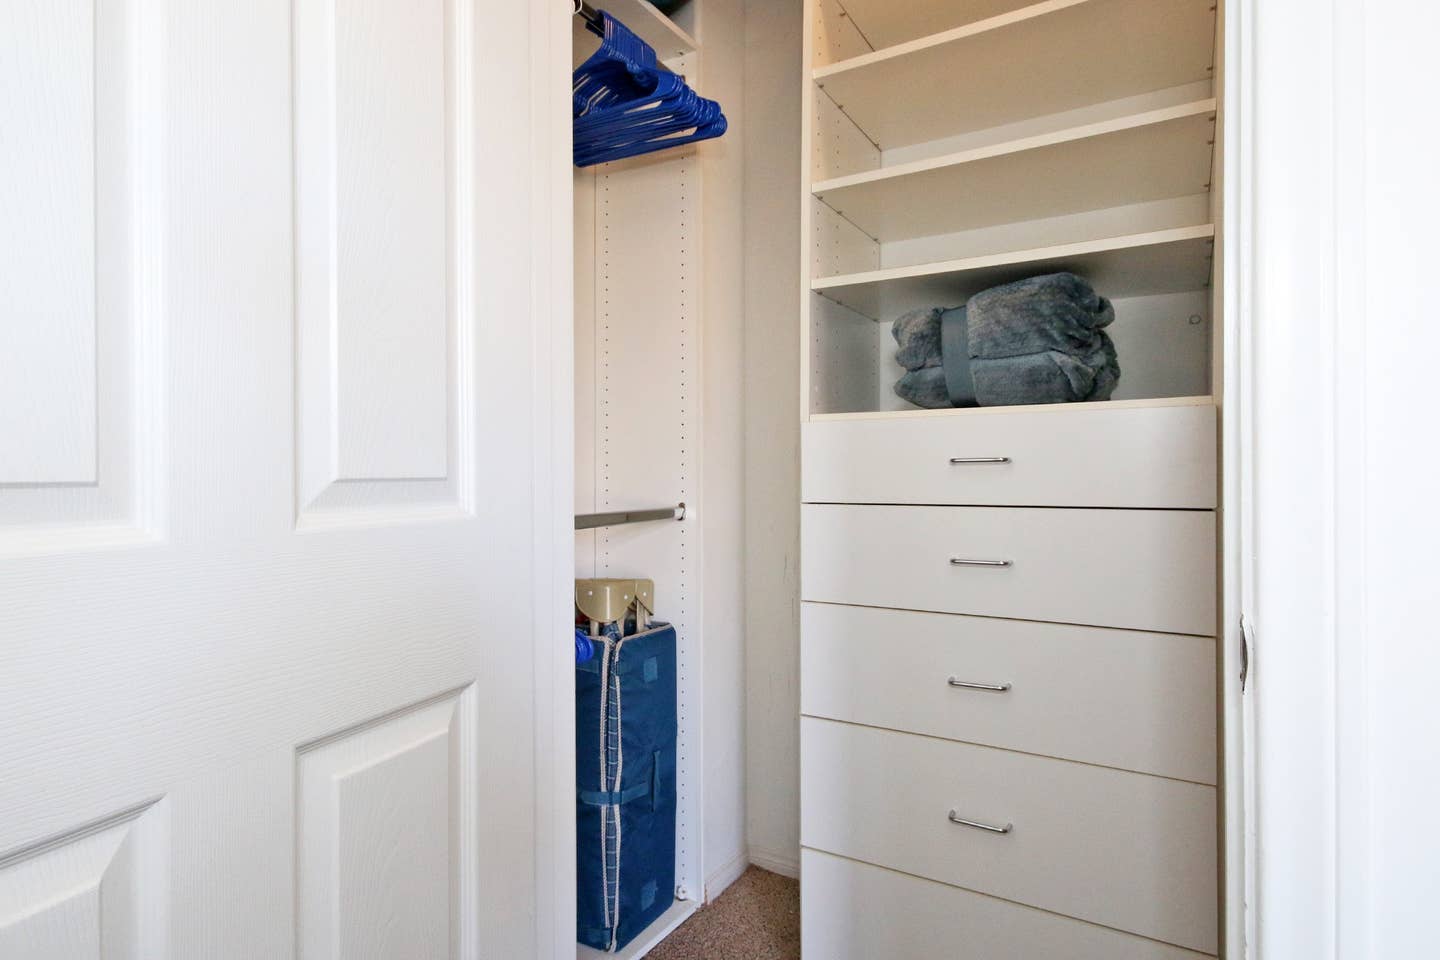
[941,308,979,407]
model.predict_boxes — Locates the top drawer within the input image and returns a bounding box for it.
[803,403,1216,509]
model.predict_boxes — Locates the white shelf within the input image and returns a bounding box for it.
[809,395,1216,424]
[574,0,697,61]
[813,100,1216,243]
[576,899,698,960]
[833,0,1043,51]
[813,0,1216,150]
[812,224,1216,320]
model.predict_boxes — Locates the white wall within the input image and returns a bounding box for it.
[694,0,752,899]
[741,0,803,877]
[1246,0,1440,955]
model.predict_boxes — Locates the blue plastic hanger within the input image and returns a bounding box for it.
[572,10,727,167]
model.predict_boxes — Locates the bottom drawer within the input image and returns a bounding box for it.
[802,718,1217,953]
[802,850,1215,960]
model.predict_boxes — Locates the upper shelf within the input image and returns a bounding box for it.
[832,0,1045,51]
[813,0,1217,150]
[812,224,1216,320]
[813,99,1217,244]
[572,0,697,63]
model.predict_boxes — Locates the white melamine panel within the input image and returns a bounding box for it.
[802,851,1215,960]
[575,146,703,905]
[814,226,1215,320]
[801,603,1216,782]
[814,0,1216,150]
[294,0,463,521]
[810,0,872,66]
[836,0,1044,51]
[0,0,96,485]
[802,503,1216,635]
[803,401,1215,507]
[811,87,879,183]
[1107,290,1213,402]
[0,800,167,959]
[807,293,879,416]
[813,102,1216,243]
[802,719,1218,953]
[810,198,877,278]
[297,688,477,960]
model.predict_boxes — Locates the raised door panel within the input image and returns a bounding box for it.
[802,718,1218,953]
[801,503,1217,635]
[296,686,478,960]
[0,801,168,959]
[801,603,1217,783]
[0,0,161,550]
[294,0,474,526]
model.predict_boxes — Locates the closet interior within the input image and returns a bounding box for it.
[571,0,1235,956]
[571,2,713,957]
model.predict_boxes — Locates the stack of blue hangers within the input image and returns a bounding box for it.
[573,10,727,167]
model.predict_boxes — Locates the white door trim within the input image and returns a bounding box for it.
[1238,0,1373,956]
[534,2,577,959]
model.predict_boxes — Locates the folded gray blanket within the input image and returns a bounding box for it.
[892,272,1120,408]
[891,307,943,371]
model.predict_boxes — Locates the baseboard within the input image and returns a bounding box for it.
[747,846,800,880]
[704,850,750,903]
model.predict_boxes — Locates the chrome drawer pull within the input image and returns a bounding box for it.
[948,810,1013,834]
[949,456,1010,464]
[949,557,1011,567]
[948,677,1012,692]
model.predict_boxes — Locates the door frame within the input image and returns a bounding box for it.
[533,2,578,958]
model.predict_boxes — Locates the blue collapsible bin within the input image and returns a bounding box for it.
[576,622,678,952]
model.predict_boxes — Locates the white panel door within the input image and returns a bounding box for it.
[0,1,569,958]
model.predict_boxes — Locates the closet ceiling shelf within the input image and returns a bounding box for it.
[812,0,1216,150]
[572,0,696,62]
[811,224,1216,320]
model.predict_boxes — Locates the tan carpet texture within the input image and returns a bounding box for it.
[647,867,800,960]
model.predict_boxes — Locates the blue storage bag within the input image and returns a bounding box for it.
[576,622,677,952]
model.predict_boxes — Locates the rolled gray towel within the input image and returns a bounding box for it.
[971,336,1120,406]
[967,272,1115,359]
[890,307,943,371]
[965,272,1119,404]
[893,366,951,409]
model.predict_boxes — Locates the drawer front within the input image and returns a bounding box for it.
[801,718,1218,953]
[801,503,1216,636]
[802,850,1215,960]
[802,404,1216,509]
[801,603,1216,783]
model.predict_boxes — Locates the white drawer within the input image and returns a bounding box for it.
[801,504,1216,636]
[801,603,1216,783]
[801,718,1218,954]
[802,404,1216,509]
[802,850,1215,960]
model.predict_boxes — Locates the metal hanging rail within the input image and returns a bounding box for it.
[575,0,604,32]
[575,502,686,531]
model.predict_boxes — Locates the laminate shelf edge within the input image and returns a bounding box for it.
[812,99,1218,197]
[812,225,1216,321]
[809,0,1217,150]
[807,395,1217,424]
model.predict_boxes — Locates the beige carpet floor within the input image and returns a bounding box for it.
[646,867,800,960]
